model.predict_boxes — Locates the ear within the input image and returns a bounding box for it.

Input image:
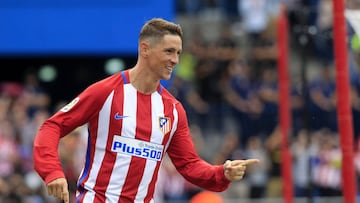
[140,41,149,57]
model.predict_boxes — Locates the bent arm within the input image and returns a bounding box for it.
[167,103,230,192]
[33,77,114,184]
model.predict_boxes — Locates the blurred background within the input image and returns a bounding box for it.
[1,0,360,202]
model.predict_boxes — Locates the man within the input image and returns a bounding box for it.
[33,18,259,203]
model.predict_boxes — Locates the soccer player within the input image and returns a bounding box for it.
[33,17,259,203]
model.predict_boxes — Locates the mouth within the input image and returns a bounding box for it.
[165,66,173,73]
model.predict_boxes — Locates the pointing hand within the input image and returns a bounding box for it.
[223,159,260,181]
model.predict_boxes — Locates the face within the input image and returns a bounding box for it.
[146,34,182,80]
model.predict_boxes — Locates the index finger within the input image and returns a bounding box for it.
[63,193,69,203]
[62,184,69,203]
[242,159,260,165]
[231,159,260,166]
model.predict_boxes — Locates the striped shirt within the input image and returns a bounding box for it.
[33,70,230,203]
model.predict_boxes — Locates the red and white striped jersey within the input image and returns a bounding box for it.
[33,70,230,203]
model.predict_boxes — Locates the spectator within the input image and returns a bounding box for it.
[308,63,337,132]
[291,129,311,197]
[223,59,263,147]
[244,135,270,199]
[311,130,342,197]
[257,67,279,136]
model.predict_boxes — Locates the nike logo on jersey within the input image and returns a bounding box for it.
[114,112,128,120]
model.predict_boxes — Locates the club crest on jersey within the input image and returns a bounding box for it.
[60,97,80,112]
[159,116,171,135]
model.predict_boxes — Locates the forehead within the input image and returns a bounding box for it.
[157,34,182,49]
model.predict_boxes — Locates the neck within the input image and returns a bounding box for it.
[128,65,160,94]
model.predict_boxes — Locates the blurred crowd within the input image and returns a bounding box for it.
[1,0,360,202]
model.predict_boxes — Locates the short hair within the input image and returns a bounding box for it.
[139,18,183,45]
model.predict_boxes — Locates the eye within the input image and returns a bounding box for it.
[164,48,181,56]
[164,48,174,54]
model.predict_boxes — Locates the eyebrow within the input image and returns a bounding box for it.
[164,47,181,52]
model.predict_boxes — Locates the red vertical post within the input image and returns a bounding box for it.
[333,0,357,202]
[277,4,294,203]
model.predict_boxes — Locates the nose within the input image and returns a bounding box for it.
[171,54,179,65]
